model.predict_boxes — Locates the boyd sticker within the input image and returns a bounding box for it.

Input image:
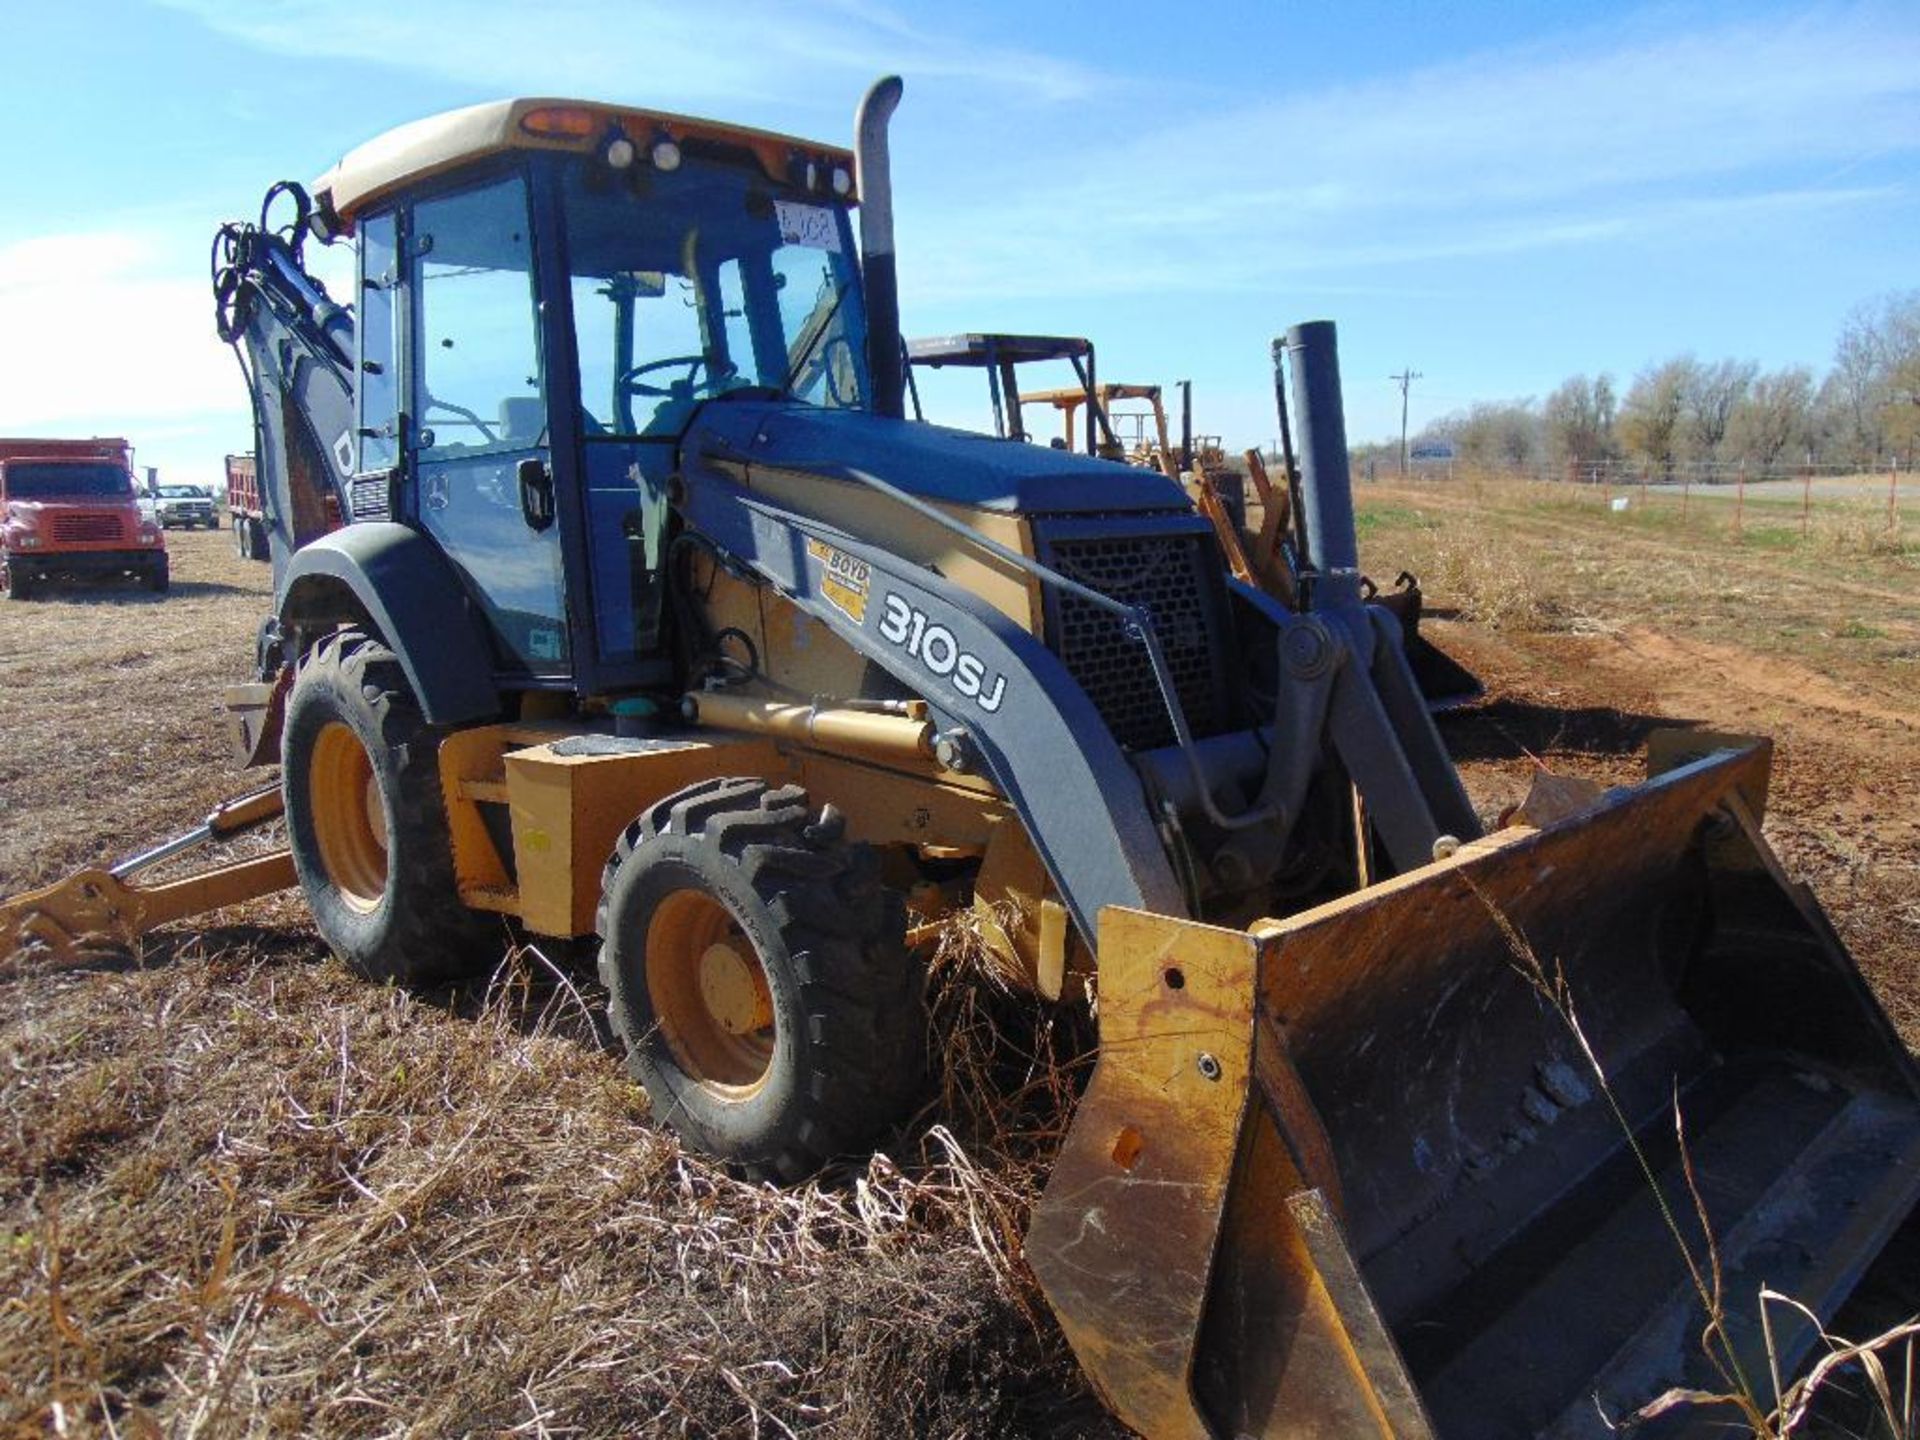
[877,593,1008,714]
[806,538,870,624]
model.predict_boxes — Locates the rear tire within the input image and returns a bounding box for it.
[283,628,490,985]
[597,778,925,1181]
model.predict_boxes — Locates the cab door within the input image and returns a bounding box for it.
[408,172,571,677]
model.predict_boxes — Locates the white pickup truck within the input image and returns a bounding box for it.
[152,484,219,529]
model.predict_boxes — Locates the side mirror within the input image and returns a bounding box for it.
[516,457,555,532]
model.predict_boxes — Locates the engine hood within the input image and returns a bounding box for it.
[684,400,1189,516]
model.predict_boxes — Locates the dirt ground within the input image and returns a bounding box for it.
[1360,475,1920,1043]
[2,496,1917,1435]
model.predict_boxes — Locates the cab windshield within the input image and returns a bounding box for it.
[562,153,869,439]
[4,463,132,499]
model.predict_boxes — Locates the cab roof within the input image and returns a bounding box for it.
[313,97,857,224]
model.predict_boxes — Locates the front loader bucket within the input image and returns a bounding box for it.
[1030,742,1920,1439]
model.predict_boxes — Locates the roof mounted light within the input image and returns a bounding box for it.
[604,133,636,169]
[830,165,853,197]
[521,106,597,139]
[650,135,682,172]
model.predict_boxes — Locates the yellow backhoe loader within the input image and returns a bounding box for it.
[5,80,1916,1437]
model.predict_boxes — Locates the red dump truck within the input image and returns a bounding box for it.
[0,437,168,599]
[225,452,268,561]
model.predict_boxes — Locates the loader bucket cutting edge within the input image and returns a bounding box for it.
[1030,743,1920,1440]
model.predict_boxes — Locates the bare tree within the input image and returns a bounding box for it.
[1419,401,1540,472]
[1682,358,1757,463]
[1619,358,1693,479]
[1726,366,1815,470]
[1886,352,1920,465]
[1543,373,1618,471]
[1830,290,1920,465]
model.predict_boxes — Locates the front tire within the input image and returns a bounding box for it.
[597,778,925,1181]
[144,555,169,592]
[283,628,489,985]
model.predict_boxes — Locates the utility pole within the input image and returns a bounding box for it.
[1391,368,1423,475]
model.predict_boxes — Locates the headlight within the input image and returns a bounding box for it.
[140,523,162,544]
[13,535,41,549]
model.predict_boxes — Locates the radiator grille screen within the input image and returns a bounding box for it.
[1045,530,1226,750]
[49,514,125,543]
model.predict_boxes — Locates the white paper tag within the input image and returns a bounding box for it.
[773,200,842,253]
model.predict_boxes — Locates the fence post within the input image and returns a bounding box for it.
[1801,462,1812,539]
[1682,472,1690,523]
[1891,459,1901,533]
[1736,466,1746,539]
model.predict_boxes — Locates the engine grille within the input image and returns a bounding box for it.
[1042,527,1228,751]
[349,475,391,521]
[49,513,125,543]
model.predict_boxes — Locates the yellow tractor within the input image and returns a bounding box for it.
[6,79,1917,1437]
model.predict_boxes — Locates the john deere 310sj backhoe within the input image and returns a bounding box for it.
[6,79,1917,1438]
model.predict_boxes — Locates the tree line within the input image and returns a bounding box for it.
[1384,290,1920,477]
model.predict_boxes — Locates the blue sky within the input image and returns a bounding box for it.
[2,0,1915,487]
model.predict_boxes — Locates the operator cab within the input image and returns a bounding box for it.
[316,99,871,693]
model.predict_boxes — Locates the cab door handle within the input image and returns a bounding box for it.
[516,457,555,532]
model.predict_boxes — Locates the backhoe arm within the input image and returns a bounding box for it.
[0,788,295,964]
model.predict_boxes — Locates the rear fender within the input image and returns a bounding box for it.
[279,523,500,725]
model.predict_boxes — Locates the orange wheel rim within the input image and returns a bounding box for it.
[645,888,776,1097]
[309,721,388,912]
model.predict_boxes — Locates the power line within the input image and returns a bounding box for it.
[1390,368,1424,475]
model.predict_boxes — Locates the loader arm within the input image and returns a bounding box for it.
[677,459,1186,939]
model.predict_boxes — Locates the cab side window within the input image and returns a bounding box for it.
[412,176,545,455]
[356,210,399,473]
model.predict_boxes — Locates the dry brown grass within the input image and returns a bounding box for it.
[0,926,1117,1438]
[1417,530,1573,632]
[0,531,270,895]
[0,536,1119,1438]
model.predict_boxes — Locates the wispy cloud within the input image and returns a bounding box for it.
[0,229,237,436]
[899,5,1920,304]
[152,0,1104,108]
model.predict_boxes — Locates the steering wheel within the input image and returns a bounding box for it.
[617,354,735,398]
[422,394,499,444]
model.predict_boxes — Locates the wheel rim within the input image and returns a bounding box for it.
[308,721,389,913]
[645,889,776,1097]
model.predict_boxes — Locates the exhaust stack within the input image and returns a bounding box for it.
[1282,320,1363,613]
[855,75,905,420]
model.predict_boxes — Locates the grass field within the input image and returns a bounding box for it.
[2,491,1917,1435]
